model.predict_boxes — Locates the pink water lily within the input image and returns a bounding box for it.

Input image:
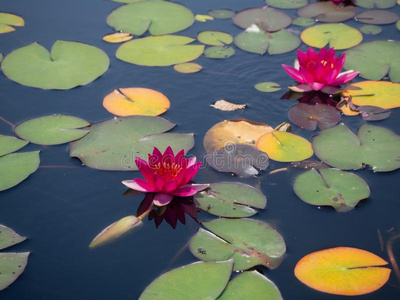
[282,47,359,94]
[122,147,208,207]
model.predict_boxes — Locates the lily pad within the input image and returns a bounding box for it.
[209,9,235,19]
[103,88,170,117]
[295,247,391,296]
[342,81,400,109]
[353,0,396,8]
[116,35,204,66]
[297,2,357,23]
[397,20,400,31]
[233,7,292,32]
[301,24,363,50]
[359,24,382,35]
[0,135,28,157]
[173,62,202,74]
[257,131,314,162]
[0,12,24,34]
[234,29,300,55]
[255,81,281,92]
[0,253,29,291]
[194,182,267,217]
[293,17,315,27]
[102,32,133,43]
[204,46,235,59]
[197,31,232,46]
[288,103,341,130]
[293,168,370,212]
[0,151,40,191]
[218,271,283,300]
[359,106,391,121]
[14,115,89,145]
[112,0,167,2]
[69,116,194,171]
[355,10,399,25]
[195,14,214,22]
[266,0,308,9]
[107,0,194,36]
[205,144,269,177]
[344,41,400,82]
[204,119,274,152]
[139,260,233,300]
[313,123,400,172]
[190,218,286,271]
[0,225,26,250]
[1,41,109,90]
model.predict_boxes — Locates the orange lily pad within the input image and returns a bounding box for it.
[295,247,391,296]
[342,81,400,110]
[203,119,274,152]
[103,87,170,116]
[102,32,133,43]
[256,131,313,162]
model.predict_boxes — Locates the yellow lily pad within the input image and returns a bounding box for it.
[173,62,202,74]
[102,32,133,43]
[0,12,24,34]
[195,14,214,22]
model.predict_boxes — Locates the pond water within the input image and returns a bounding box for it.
[0,0,400,299]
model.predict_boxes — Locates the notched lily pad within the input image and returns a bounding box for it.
[194,182,267,217]
[0,225,26,250]
[0,135,28,157]
[355,10,399,25]
[102,32,133,43]
[190,218,286,271]
[359,25,382,35]
[293,17,315,27]
[293,168,370,212]
[197,31,232,46]
[297,2,357,23]
[288,103,341,130]
[255,82,281,92]
[266,0,308,9]
[353,0,396,8]
[204,46,235,59]
[14,115,90,145]
[0,12,24,34]
[208,9,235,19]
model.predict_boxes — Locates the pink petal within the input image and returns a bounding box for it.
[331,70,359,86]
[288,84,313,93]
[164,180,179,193]
[282,64,305,83]
[163,146,174,158]
[152,147,163,162]
[187,157,197,168]
[299,66,315,83]
[310,82,326,91]
[135,157,156,184]
[172,184,210,197]
[153,193,173,206]
[174,149,185,165]
[184,162,202,184]
[335,54,346,73]
[153,175,166,191]
[122,179,153,192]
[297,49,307,66]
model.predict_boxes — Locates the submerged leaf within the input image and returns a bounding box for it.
[0,225,26,250]
[210,100,246,111]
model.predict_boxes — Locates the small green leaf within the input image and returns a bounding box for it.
[292,17,315,27]
[266,0,308,9]
[0,253,29,291]
[208,9,235,19]
[0,225,26,250]
[359,25,382,35]
[197,31,233,46]
[0,135,28,156]
[255,81,281,92]
[204,46,235,59]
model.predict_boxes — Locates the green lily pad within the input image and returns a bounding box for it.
[194,182,267,217]
[0,12,24,34]
[0,151,40,191]
[0,225,26,250]
[0,252,29,291]
[116,35,204,66]
[233,7,292,32]
[255,81,281,92]
[354,0,396,8]
[293,17,315,27]
[355,10,399,25]
[15,115,89,145]
[297,2,357,23]
[69,116,194,171]
[344,40,400,82]
[0,135,28,157]
[313,123,400,172]
[301,24,363,50]
[208,9,235,19]
[1,41,109,90]
[204,46,235,59]
[293,168,370,212]
[112,0,167,3]
[139,260,233,300]
[190,218,286,271]
[234,29,300,55]
[266,0,308,9]
[0,53,2,62]
[397,20,400,31]
[107,0,194,36]
[360,24,382,35]
[197,31,233,46]
[218,271,283,300]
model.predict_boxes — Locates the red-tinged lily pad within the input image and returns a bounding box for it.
[293,168,370,212]
[233,7,292,32]
[194,182,267,217]
[189,218,286,271]
[355,9,399,25]
[297,2,357,23]
[69,116,194,171]
[344,41,400,82]
[234,29,300,55]
[313,123,400,172]
[205,144,269,177]
[288,103,341,130]
[359,106,391,121]
[139,260,234,300]
[353,0,396,8]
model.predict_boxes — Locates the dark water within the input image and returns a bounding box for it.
[0,0,400,299]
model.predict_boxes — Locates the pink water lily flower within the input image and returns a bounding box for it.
[122,147,208,207]
[282,47,359,94]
